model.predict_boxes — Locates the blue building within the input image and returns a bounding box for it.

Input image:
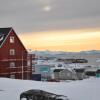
[34,64,51,80]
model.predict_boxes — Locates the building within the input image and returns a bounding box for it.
[34,64,51,81]
[96,69,100,78]
[0,27,32,79]
[74,68,86,80]
[53,68,77,80]
[85,67,97,76]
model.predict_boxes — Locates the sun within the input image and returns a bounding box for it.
[43,5,51,12]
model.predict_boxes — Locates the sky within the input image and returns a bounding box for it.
[0,0,100,51]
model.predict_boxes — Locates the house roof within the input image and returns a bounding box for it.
[96,69,100,73]
[0,27,12,47]
[74,68,85,72]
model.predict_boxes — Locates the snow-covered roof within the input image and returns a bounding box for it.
[0,27,12,48]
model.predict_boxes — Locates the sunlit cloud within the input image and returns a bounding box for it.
[19,29,100,51]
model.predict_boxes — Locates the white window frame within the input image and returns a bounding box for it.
[10,49,15,55]
[10,36,14,43]
[27,60,31,66]
[10,75,15,79]
[10,62,15,68]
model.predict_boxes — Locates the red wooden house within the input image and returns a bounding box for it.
[0,27,32,79]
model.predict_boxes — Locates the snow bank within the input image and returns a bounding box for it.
[0,77,100,100]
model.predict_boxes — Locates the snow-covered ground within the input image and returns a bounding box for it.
[0,77,100,100]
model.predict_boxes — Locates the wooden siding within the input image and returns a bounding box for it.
[0,28,32,79]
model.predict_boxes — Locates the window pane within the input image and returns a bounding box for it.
[10,62,15,68]
[10,36,14,43]
[10,49,15,55]
[10,75,15,79]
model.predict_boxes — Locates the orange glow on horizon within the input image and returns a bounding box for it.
[19,29,100,52]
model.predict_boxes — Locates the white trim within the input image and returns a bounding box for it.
[10,74,15,79]
[0,28,12,48]
[10,62,15,68]
[0,59,27,61]
[10,49,15,55]
[10,71,31,74]
[0,71,31,75]
[10,36,14,43]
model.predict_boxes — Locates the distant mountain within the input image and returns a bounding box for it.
[31,50,100,56]
[80,50,100,54]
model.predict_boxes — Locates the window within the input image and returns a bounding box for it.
[10,75,15,79]
[10,62,15,68]
[10,36,14,43]
[27,60,31,66]
[10,49,15,55]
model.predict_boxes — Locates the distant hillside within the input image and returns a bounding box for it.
[80,50,100,54]
[31,50,100,67]
[31,50,100,56]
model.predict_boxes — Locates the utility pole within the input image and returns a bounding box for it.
[22,51,24,80]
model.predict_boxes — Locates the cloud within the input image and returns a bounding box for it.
[0,0,100,33]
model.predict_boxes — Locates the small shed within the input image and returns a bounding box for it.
[54,69,77,80]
